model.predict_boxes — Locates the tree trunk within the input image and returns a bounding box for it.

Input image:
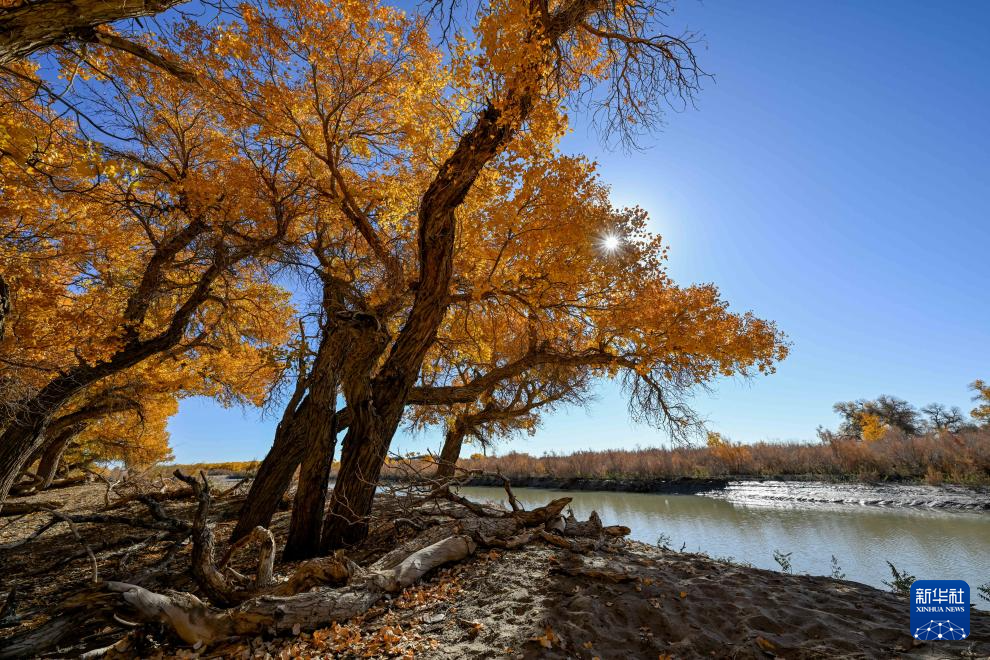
[0,273,9,342]
[283,394,338,561]
[319,413,388,551]
[315,14,561,550]
[229,413,306,543]
[36,427,77,490]
[0,0,188,65]
[0,396,67,512]
[435,422,466,480]
[283,334,341,559]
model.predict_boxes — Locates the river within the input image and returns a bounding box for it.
[455,484,990,593]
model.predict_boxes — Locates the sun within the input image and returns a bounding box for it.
[600,233,621,253]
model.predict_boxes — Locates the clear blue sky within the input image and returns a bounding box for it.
[167,0,990,463]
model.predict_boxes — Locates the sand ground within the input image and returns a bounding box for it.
[2,482,988,659]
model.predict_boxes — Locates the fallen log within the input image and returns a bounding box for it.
[105,487,194,510]
[0,499,64,516]
[0,588,18,628]
[42,474,89,490]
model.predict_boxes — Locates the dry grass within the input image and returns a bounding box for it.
[156,429,990,486]
[421,428,990,485]
[156,460,262,478]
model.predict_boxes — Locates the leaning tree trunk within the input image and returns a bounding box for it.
[35,426,78,490]
[229,412,306,543]
[0,419,50,508]
[283,387,339,560]
[319,19,552,548]
[0,0,188,64]
[435,422,467,480]
[319,408,391,551]
[0,374,82,511]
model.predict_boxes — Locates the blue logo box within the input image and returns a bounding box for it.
[910,580,970,641]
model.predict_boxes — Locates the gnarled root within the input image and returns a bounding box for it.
[105,479,620,649]
[108,534,477,645]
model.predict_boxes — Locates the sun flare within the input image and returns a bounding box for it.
[601,233,621,253]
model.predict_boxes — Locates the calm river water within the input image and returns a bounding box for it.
[455,485,990,592]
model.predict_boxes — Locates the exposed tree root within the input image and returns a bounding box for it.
[108,534,478,644]
[5,475,625,655]
[100,481,619,647]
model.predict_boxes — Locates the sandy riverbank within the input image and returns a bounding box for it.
[218,539,990,659]
[458,475,990,510]
[3,482,988,659]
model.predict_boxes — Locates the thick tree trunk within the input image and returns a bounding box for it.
[0,401,65,512]
[314,1,581,549]
[0,0,188,65]
[283,393,338,560]
[319,411,390,551]
[36,427,77,490]
[0,273,9,341]
[435,422,466,480]
[282,333,341,559]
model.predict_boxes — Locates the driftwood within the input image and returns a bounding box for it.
[9,473,88,497]
[106,486,194,510]
[4,469,624,655]
[563,509,603,537]
[104,480,608,646]
[0,497,190,551]
[108,534,478,644]
[170,470,355,607]
[0,588,120,660]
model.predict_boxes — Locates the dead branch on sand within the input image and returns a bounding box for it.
[3,469,627,655]
[103,470,624,646]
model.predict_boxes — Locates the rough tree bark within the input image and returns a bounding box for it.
[434,420,467,480]
[35,425,78,490]
[283,416,336,560]
[320,102,533,548]
[319,413,388,550]
[320,0,599,549]
[0,273,9,341]
[0,0,188,65]
[230,412,307,542]
[280,311,357,560]
[231,405,359,544]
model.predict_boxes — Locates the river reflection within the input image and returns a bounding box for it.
[455,486,990,592]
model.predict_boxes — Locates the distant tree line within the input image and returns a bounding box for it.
[831,380,990,441]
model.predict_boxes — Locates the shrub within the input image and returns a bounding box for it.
[385,427,990,485]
